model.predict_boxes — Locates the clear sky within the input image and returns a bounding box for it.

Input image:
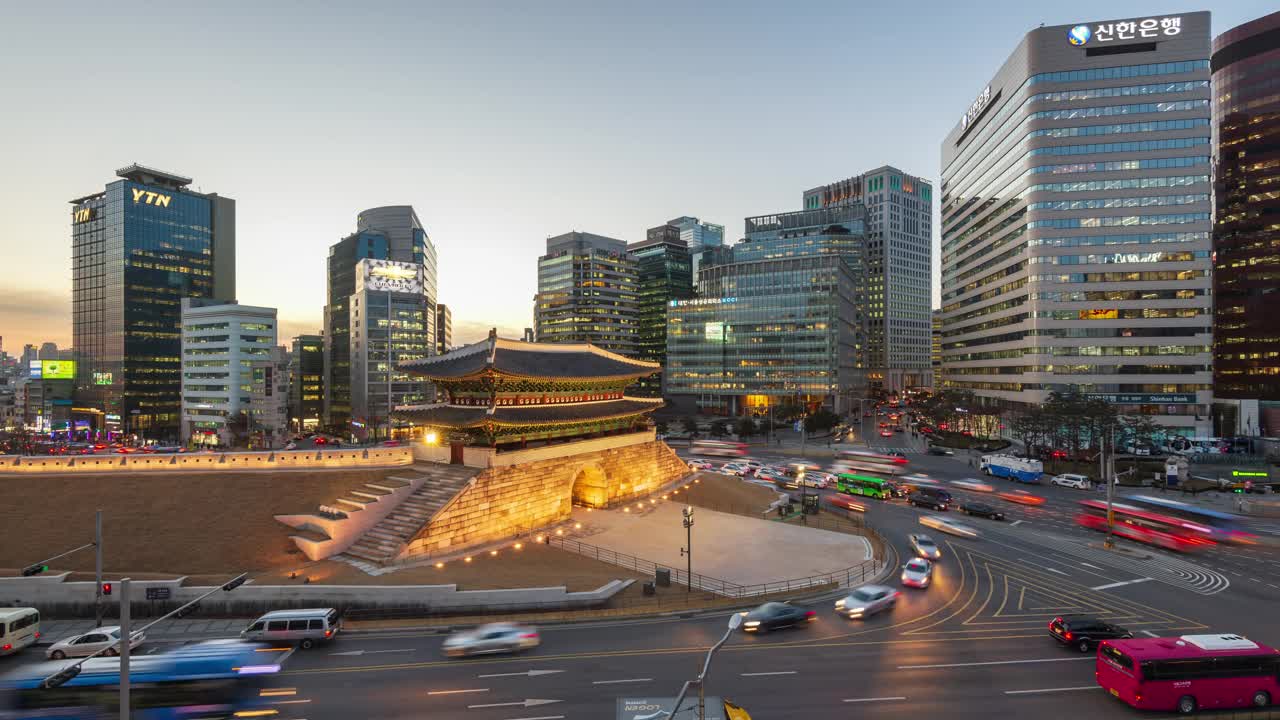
[0,0,1269,354]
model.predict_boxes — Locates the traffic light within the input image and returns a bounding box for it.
[100,582,112,596]
[173,602,200,619]
[21,564,48,577]
[221,574,248,592]
[40,665,81,689]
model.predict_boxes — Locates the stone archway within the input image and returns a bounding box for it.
[571,463,609,508]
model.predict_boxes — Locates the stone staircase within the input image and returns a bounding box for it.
[343,463,480,564]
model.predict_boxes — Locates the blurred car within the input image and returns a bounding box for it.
[1049,473,1091,490]
[927,446,954,456]
[825,494,867,512]
[801,470,837,488]
[741,459,765,471]
[900,558,933,588]
[442,623,540,658]
[47,626,145,660]
[919,515,980,539]
[687,459,715,471]
[835,585,899,619]
[879,430,893,438]
[740,602,815,632]
[919,426,934,434]
[959,501,1005,520]
[909,533,942,559]
[888,451,907,459]
[997,490,1046,506]
[908,487,953,511]
[758,468,794,487]
[894,426,905,433]
[1049,616,1131,653]
[719,462,753,476]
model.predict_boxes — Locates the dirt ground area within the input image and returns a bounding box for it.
[0,468,417,575]
[667,471,781,515]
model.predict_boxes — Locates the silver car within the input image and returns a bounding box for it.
[909,533,942,559]
[46,626,145,660]
[901,558,933,588]
[834,584,899,619]
[442,622,540,658]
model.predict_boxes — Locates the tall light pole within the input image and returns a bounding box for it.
[94,510,103,628]
[1104,426,1116,549]
[671,613,744,719]
[680,506,694,593]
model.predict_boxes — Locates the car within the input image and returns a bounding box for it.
[442,622,540,658]
[919,514,980,539]
[741,459,765,471]
[908,487,952,511]
[1048,616,1132,653]
[719,462,752,476]
[894,426,905,433]
[740,602,815,632]
[1050,473,1091,490]
[835,585,899,619]
[879,430,893,438]
[46,626,145,660]
[919,426,934,434]
[997,489,1046,506]
[909,533,942,559]
[1124,444,1153,456]
[801,470,837,488]
[950,479,994,493]
[927,446,954,456]
[687,460,714,471]
[824,494,868,512]
[758,468,794,487]
[900,558,933,588]
[959,501,1005,520]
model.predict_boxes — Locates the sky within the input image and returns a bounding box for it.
[0,0,1270,354]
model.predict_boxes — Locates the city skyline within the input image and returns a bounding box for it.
[0,1,1272,352]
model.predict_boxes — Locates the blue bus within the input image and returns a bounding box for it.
[0,640,281,719]
[1121,494,1257,545]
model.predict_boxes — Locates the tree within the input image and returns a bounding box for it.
[681,416,700,437]
[734,417,757,439]
[804,408,841,434]
[1010,408,1048,457]
[226,411,251,448]
[654,419,669,435]
[709,420,729,438]
[1119,414,1165,453]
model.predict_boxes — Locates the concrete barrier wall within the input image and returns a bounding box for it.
[0,574,633,618]
[0,447,412,474]
[276,475,428,561]
[410,431,657,469]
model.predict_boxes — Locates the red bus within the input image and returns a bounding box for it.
[1097,634,1280,714]
[1075,499,1216,552]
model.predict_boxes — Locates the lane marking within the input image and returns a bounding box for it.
[467,699,560,709]
[427,688,489,695]
[741,670,797,676]
[1080,562,1102,570]
[502,716,564,720]
[898,657,1093,670]
[1142,630,1159,637]
[1004,686,1100,695]
[843,696,907,703]
[1091,578,1153,591]
[478,670,565,678]
[1010,520,1024,526]
[592,678,653,685]
[1045,567,1067,575]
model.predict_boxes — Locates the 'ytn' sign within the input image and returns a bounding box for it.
[132,188,172,207]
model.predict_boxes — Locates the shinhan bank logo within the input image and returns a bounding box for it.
[1068,24,1092,45]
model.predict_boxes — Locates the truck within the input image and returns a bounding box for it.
[979,454,1044,483]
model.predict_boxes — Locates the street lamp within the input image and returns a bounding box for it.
[671,613,744,719]
[680,506,694,593]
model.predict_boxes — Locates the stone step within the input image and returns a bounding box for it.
[345,547,394,563]
[351,489,387,500]
[335,497,369,509]
[290,529,331,543]
[366,481,408,493]
[352,538,399,553]
[366,529,407,543]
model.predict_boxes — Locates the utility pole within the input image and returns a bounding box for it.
[120,578,131,720]
[680,506,694,593]
[1104,426,1116,549]
[95,510,103,628]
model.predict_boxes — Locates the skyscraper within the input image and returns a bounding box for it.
[435,303,453,354]
[804,167,933,392]
[1211,10,1280,436]
[667,216,725,282]
[629,224,693,395]
[324,206,437,430]
[71,164,236,439]
[290,334,325,432]
[940,13,1214,438]
[534,232,639,355]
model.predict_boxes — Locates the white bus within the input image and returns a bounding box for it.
[0,608,40,656]
[833,450,909,476]
[689,440,747,457]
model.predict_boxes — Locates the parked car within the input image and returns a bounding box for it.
[740,602,815,632]
[687,460,714,471]
[741,459,765,471]
[442,622,540,658]
[719,462,753,476]
[46,626,145,660]
[927,446,954,456]
[900,558,933,588]
[835,585,899,619]
[908,487,953,511]
[801,470,837,488]
[1050,473,1091,490]
[909,533,942,559]
[1048,615,1132,653]
[959,501,1005,520]
[920,514,980,539]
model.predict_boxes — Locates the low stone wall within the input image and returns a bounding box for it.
[401,439,689,560]
[0,574,633,618]
[0,447,412,474]
[412,430,658,469]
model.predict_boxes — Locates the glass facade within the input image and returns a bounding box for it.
[629,225,693,396]
[534,232,639,355]
[290,334,325,431]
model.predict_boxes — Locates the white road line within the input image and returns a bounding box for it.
[843,696,907,703]
[1045,567,1067,575]
[592,678,653,685]
[898,657,1093,670]
[1142,630,1159,637]
[427,688,489,696]
[1080,562,1102,569]
[1091,578,1153,591]
[741,671,797,677]
[1010,520,1024,526]
[503,716,564,720]
[1005,686,1101,695]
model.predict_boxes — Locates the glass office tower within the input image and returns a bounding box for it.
[534,232,639,355]
[940,13,1214,438]
[71,164,235,440]
[629,224,694,396]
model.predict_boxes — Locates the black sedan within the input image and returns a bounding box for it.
[1049,616,1132,653]
[740,602,816,633]
[960,502,1006,520]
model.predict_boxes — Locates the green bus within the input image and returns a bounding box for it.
[836,473,891,499]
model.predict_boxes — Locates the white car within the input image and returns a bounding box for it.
[801,471,837,488]
[950,479,994,493]
[741,459,765,470]
[835,584,899,619]
[919,514,980,539]
[46,626,145,660]
[442,622,540,658]
[1050,473,1091,490]
[900,558,933,588]
[719,462,752,476]
[687,460,714,471]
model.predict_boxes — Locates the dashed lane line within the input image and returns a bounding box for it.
[843,696,907,703]
[1004,686,1100,695]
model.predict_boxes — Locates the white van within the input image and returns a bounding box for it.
[1050,473,1091,490]
[0,608,41,656]
[241,608,340,649]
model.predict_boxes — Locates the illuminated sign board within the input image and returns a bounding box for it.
[93,371,113,385]
[28,360,41,378]
[1068,16,1182,45]
[358,258,423,293]
[40,360,76,380]
[705,322,726,343]
[1079,309,1118,320]
[131,188,172,207]
[371,265,418,281]
[1085,393,1194,404]
[1232,470,1268,478]
[669,297,738,308]
[73,208,95,223]
[960,85,993,131]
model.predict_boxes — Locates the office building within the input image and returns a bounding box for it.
[939,12,1214,437]
[290,334,325,432]
[629,224,694,395]
[805,167,933,392]
[523,327,536,343]
[668,216,725,282]
[324,206,437,430]
[71,164,236,440]
[348,258,434,440]
[665,205,869,415]
[931,310,943,387]
[436,304,453,354]
[534,232,639,355]
[1211,10,1280,436]
[179,299,286,447]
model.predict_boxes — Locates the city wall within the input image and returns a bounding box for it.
[0,447,413,474]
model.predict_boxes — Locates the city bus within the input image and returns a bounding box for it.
[835,474,892,500]
[689,440,747,457]
[1097,634,1280,714]
[0,641,281,719]
[1075,499,1216,552]
[833,450,909,476]
[1121,494,1258,545]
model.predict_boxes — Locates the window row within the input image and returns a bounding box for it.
[1028,212,1209,229]
[1029,118,1208,140]
[1029,99,1207,122]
